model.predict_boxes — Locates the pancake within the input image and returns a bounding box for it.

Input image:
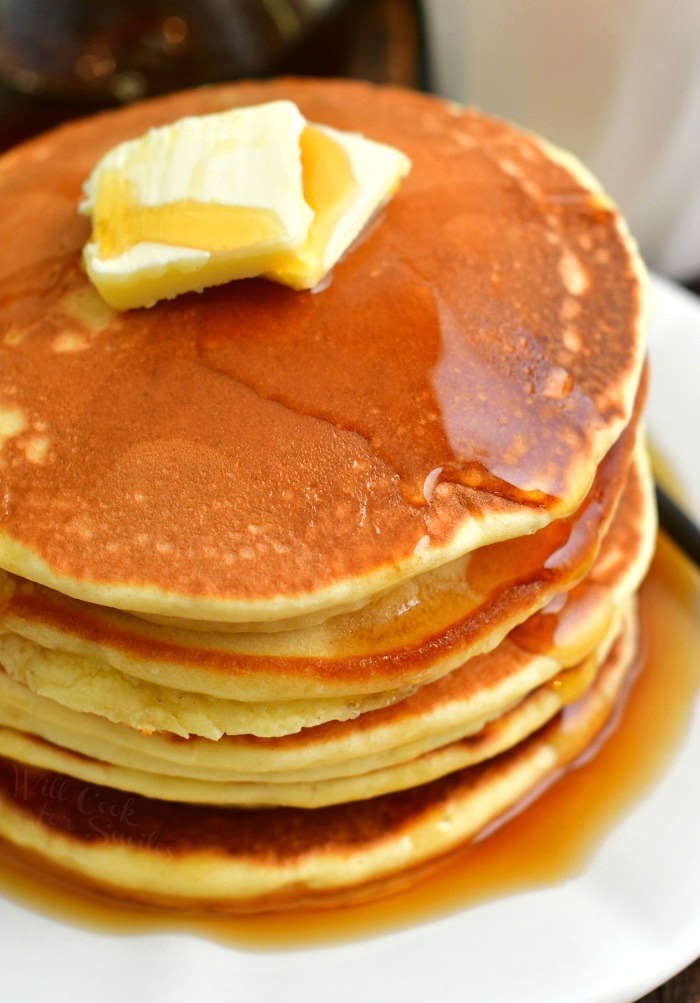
[0,79,651,912]
[0,433,653,810]
[0,608,639,909]
[0,412,643,730]
[0,602,626,808]
[0,79,647,624]
[0,439,654,790]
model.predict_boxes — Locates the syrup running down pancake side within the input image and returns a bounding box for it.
[0,534,696,946]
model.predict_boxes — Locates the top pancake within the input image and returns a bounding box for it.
[0,79,647,622]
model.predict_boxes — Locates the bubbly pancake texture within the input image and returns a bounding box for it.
[0,79,646,622]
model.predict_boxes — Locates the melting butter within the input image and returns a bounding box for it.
[80,101,410,309]
[268,124,410,290]
[80,100,310,310]
[92,173,285,259]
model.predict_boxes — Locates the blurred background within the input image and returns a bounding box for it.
[425,0,700,282]
[0,0,698,287]
[0,0,698,283]
[0,1,426,141]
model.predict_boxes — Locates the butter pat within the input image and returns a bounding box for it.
[269,124,411,290]
[81,101,311,309]
[80,100,410,309]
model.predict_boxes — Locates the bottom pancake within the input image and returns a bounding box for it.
[0,608,639,911]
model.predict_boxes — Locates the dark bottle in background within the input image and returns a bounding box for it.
[0,0,333,104]
[0,0,424,150]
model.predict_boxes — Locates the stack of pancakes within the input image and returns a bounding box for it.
[0,80,652,910]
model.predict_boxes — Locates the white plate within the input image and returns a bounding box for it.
[1,274,699,1003]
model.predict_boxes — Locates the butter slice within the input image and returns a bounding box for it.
[81,101,312,310]
[81,102,411,309]
[269,125,411,290]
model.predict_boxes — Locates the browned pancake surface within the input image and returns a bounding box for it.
[0,80,644,608]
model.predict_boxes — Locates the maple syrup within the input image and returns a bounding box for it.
[0,531,697,949]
